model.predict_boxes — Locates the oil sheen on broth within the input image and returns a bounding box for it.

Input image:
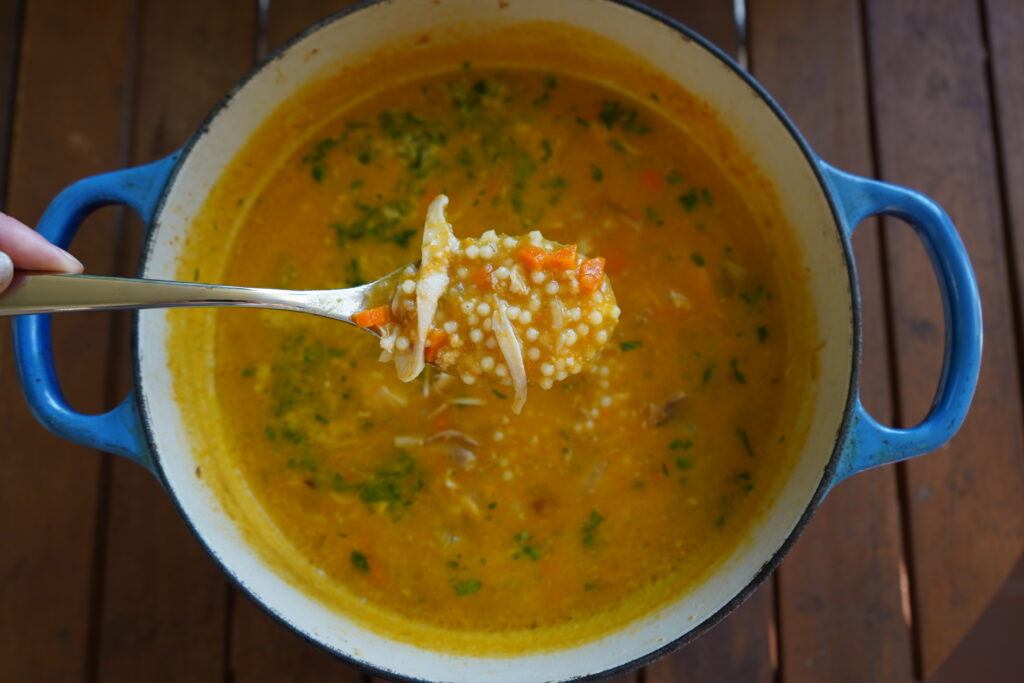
[175,34,816,655]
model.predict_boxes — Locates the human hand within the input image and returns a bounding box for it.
[0,212,83,294]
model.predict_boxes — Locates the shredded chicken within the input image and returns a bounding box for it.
[492,303,528,413]
[394,195,457,381]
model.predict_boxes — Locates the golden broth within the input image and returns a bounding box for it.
[170,24,817,655]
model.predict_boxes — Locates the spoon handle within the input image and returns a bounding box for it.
[0,273,311,317]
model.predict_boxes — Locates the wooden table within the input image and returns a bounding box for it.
[1,1,1022,680]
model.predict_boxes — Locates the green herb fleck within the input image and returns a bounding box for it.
[730,358,746,384]
[492,389,507,399]
[544,74,558,90]
[281,427,306,445]
[331,199,416,249]
[302,137,338,182]
[701,363,714,386]
[731,471,755,493]
[666,170,684,184]
[736,428,756,458]
[646,206,663,225]
[701,188,714,207]
[351,551,369,572]
[675,457,694,470]
[620,340,643,352]
[513,531,541,561]
[348,451,423,510]
[575,115,590,128]
[540,138,553,162]
[669,439,693,450]
[581,510,604,547]
[591,164,603,182]
[241,366,256,378]
[679,188,699,212]
[690,252,706,267]
[739,285,766,306]
[598,100,651,133]
[757,326,768,343]
[453,578,482,596]
[343,258,366,287]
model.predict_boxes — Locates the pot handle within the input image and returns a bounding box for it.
[11,153,180,471]
[821,162,982,484]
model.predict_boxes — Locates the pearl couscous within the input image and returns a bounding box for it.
[355,195,620,412]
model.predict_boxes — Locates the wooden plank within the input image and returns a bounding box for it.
[863,0,1024,676]
[987,1,1024,325]
[0,0,18,208]
[0,0,134,680]
[645,585,774,682]
[746,1,914,681]
[642,0,739,56]
[928,550,1024,683]
[93,1,256,681]
[233,596,365,683]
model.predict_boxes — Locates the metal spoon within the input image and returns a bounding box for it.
[0,269,406,324]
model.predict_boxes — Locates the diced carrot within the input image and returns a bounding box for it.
[472,264,494,289]
[578,257,606,293]
[641,169,664,192]
[424,329,448,363]
[517,245,547,271]
[352,305,391,328]
[547,244,577,270]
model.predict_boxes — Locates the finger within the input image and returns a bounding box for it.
[0,213,83,273]
[0,250,12,293]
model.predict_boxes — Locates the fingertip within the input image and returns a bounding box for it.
[54,248,84,273]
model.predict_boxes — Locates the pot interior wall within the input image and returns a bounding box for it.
[136,0,853,680]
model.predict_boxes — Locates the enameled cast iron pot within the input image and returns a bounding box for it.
[13,1,982,680]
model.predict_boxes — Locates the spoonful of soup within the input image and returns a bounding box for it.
[0,195,618,411]
[364,195,619,412]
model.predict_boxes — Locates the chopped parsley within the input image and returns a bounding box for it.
[598,100,652,134]
[452,578,482,596]
[581,510,604,547]
[351,551,369,572]
[736,428,756,458]
[679,188,699,212]
[343,258,366,287]
[331,199,416,249]
[620,340,643,352]
[302,137,338,182]
[757,326,768,343]
[730,358,746,383]
[591,164,604,181]
[690,252,706,267]
[513,531,541,561]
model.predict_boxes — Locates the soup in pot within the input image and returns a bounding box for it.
[171,25,817,655]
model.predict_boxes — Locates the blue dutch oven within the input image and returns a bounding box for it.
[11,0,981,681]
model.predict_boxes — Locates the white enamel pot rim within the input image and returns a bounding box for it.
[13,1,980,682]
